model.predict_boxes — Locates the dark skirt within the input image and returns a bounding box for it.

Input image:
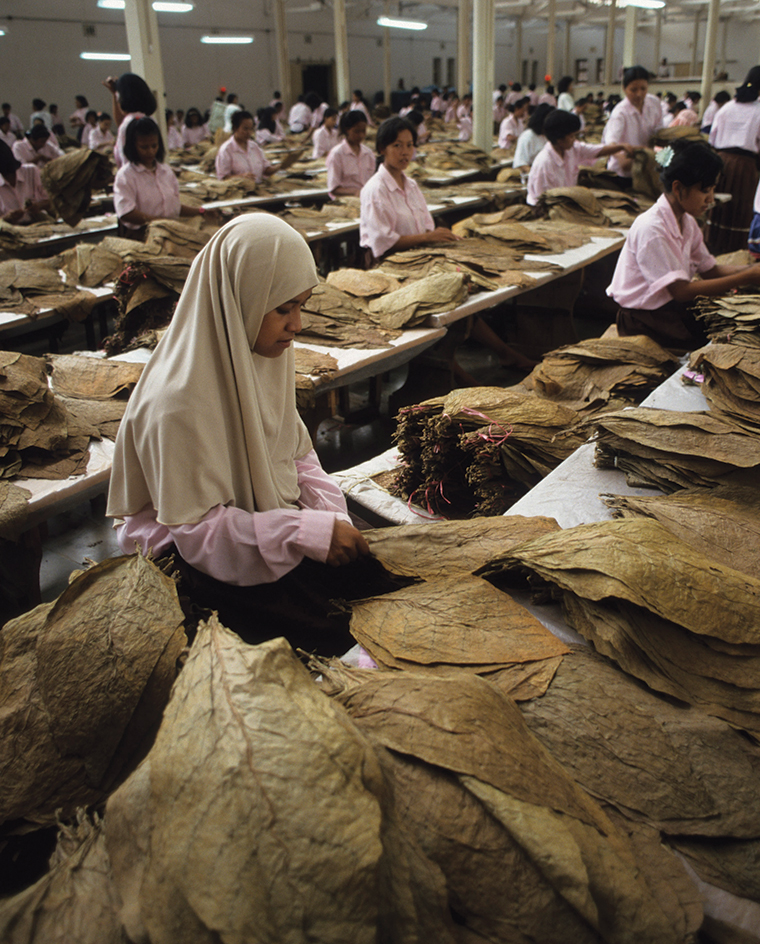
[616,298,707,352]
[705,151,759,255]
[168,551,411,658]
[749,211,760,259]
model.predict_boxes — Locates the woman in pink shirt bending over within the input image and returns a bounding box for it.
[602,65,663,179]
[113,116,211,233]
[216,110,296,182]
[527,109,630,206]
[608,139,760,350]
[103,72,157,169]
[0,140,50,223]
[107,214,391,654]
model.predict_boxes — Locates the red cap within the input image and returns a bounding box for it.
[220,86,227,93]
[544,74,552,82]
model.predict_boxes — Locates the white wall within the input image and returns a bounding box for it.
[1,1,759,131]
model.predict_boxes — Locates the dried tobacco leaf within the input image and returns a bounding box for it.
[0,814,125,944]
[0,480,31,541]
[520,646,760,838]
[326,268,401,297]
[106,623,455,943]
[367,271,468,329]
[670,836,760,903]
[334,671,691,944]
[538,187,609,227]
[602,485,760,580]
[41,149,112,225]
[47,355,144,401]
[350,574,568,673]
[364,514,560,578]
[0,553,186,826]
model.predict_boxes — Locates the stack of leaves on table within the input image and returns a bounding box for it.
[391,386,584,517]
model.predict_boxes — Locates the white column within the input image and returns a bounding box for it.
[564,20,572,79]
[546,0,557,82]
[720,17,728,77]
[383,0,391,107]
[690,13,700,76]
[623,4,637,69]
[333,0,350,104]
[515,16,523,84]
[123,0,167,140]
[272,0,291,109]
[604,0,616,86]
[472,0,495,152]
[653,9,662,78]
[458,0,471,95]
[700,0,721,111]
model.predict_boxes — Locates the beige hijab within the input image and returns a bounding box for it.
[107,214,317,526]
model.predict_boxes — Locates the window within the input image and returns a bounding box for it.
[575,58,589,83]
[433,57,442,86]
[447,57,455,87]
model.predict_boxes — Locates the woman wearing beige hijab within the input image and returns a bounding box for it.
[108,214,374,650]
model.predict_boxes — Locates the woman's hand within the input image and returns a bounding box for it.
[102,76,118,93]
[426,227,460,244]
[326,519,370,567]
[3,209,25,225]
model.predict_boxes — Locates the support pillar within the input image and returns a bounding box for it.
[623,3,637,69]
[472,0,495,152]
[515,16,522,84]
[690,13,700,76]
[458,0,471,95]
[604,0,617,86]
[700,0,721,113]
[383,0,391,107]
[654,8,662,78]
[546,0,557,82]
[272,0,291,109]
[334,0,350,107]
[124,0,167,140]
[564,20,572,79]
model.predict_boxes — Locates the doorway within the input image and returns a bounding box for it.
[300,63,334,103]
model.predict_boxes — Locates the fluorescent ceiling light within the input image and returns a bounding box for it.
[0,29,6,35]
[97,0,194,10]
[201,35,254,43]
[80,51,132,60]
[377,15,428,30]
[620,0,665,6]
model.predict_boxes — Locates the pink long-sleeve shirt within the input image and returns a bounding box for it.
[113,160,181,227]
[325,138,375,196]
[215,137,272,180]
[0,164,48,221]
[359,162,434,259]
[527,140,604,206]
[115,449,351,586]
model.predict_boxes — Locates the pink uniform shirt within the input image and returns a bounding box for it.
[89,126,115,150]
[709,99,760,152]
[288,102,312,132]
[182,124,208,147]
[0,164,48,221]
[538,93,557,107]
[12,137,63,165]
[6,112,24,136]
[527,140,604,205]
[312,125,339,159]
[0,129,16,148]
[255,127,281,146]
[325,138,375,195]
[359,162,434,258]
[113,160,181,228]
[116,450,351,586]
[166,125,182,150]
[215,137,272,180]
[114,112,144,168]
[457,116,472,142]
[81,124,96,148]
[607,194,716,310]
[498,114,524,149]
[350,101,371,122]
[602,93,662,175]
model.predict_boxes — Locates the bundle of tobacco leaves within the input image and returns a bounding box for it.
[315,663,699,943]
[692,291,760,346]
[589,188,651,224]
[629,148,663,202]
[479,517,760,738]
[520,335,680,413]
[537,186,610,227]
[0,217,109,253]
[408,140,492,178]
[294,348,339,411]
[47,354,144,440]
[0,351,104,480]
[519,646,760,904]
[391,387,583,517]
[177,173,259,204]
[689,343,760,428]
[451,213,610,254]
[589,406,760,491]
[102,263,177,356]
[104,624,457,942]
[326,267,402,297]
[602,484,760,580]
[0,553,186,828]
[0,258,99,323]
[577,164,630,193]
[40,149,113,226]
[650,124,706,147]
[0,480,30,541]
[277,197,360,236]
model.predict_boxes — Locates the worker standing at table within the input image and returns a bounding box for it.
[608,140,760,349]
[107,214,372,653]
[706,66,760,254]
[102,73,157,169]
[602,66,663,181]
